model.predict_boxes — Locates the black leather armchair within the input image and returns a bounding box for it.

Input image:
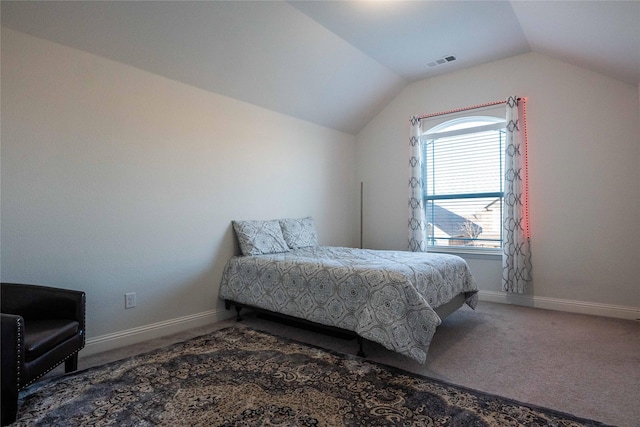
[1,283,86,426]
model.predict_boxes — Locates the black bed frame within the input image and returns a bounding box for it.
[224,299,367,358]
[224,292,467,361]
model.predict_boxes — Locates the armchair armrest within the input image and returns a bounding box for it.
[1,312,24,377]
[2,313,24,421]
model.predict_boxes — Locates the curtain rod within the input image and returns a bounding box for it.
[417,98,521,120]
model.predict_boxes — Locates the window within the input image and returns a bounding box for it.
[422,116,506,249]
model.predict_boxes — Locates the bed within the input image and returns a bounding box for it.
[219,217,478,364]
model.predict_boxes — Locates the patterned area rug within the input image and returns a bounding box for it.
[15,326,609,426]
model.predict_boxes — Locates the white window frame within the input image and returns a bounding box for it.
[421,114,506,257]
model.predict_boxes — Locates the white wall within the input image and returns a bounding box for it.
[1,28,358,351]
[357,52,640,316]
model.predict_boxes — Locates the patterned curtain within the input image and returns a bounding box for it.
[503,96,532,292]
[408,116,427,252]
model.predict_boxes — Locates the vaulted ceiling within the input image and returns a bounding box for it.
[2,1,639,134]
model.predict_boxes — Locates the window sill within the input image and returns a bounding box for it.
[428,247,502,260]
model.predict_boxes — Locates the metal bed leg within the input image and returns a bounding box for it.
[357,336,366,358]
[235,305,243,322]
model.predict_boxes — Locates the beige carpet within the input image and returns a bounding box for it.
[70,302,639,426]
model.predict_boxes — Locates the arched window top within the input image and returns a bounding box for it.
[424,116,506,139]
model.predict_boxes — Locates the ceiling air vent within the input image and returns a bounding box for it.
[427,55,457,68]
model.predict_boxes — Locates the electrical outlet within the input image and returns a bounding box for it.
[125,292,136,309]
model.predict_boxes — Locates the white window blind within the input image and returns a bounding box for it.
[422,117,505,248]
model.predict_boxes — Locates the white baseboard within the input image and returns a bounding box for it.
[82,294,638,358]
[82,308,233,357]
[478,290,640,321]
